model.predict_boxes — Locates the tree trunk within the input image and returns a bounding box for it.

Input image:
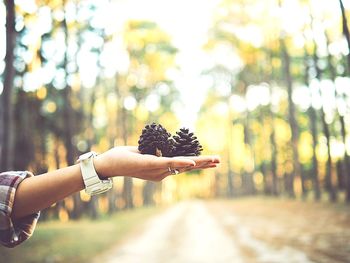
[0,0,16,171]
[269,121,278,196]
[341,119,350,202]
[143,181,155,206]
[267,51,278,196]
[258,109,270,195]
[303,51,321,201]
[320,110,337,202]
[62,1,81,218]
[107,85,118,214]
[226,108,234,197]
[325,32,350,202]
[338,0,350,75]
[243,109,256,195]
[308,107,321,200]
[280,39,301,198]
[312,44,337,202]
[268,87,278,196]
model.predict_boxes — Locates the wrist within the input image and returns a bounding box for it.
[93,154,109,179]
[78,151,113,195]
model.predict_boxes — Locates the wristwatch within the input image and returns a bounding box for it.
[77,151,113,195]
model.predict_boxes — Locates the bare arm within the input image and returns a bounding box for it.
[11,164,84,219]
[11,146,220,219]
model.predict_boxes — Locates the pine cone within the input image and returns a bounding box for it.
[138,123,174,157]
[172,128,203,156]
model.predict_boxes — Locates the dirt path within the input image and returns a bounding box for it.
[210,198,350,263]
[97,199,333,263]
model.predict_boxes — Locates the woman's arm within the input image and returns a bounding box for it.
[11,146,220,219]
[11,164,84,219]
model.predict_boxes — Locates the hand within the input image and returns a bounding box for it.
[94,146,220,182]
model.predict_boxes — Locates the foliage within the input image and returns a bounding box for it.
[0,0,350,221]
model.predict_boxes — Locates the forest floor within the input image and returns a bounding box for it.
[96,198,350,263]
[0,206,161,263]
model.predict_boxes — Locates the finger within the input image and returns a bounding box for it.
[161,157,196,169]
[149,157,217,173]
[194,161,219,168]
[181,155,221,164]
[189,163,218,170]
[173,164,217,175]
[200,163,218,169]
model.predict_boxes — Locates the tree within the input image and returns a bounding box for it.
[303,49,321,201]
[280,37,301,198]
[325,32,350,202]
[311,40,337,202]
[338,0,350,75]
[0,0,16,171]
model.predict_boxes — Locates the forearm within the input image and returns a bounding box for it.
[11,164,84,219]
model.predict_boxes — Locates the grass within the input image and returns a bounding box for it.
[0,206,161,263]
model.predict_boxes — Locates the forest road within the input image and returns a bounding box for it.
[98,200,314,263]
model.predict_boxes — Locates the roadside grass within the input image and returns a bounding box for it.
[0,206,161,263]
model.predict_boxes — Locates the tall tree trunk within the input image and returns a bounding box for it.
[0,0,16,171]
[268,84,279,196]
[62,1,75,168]
[268,51,278,196]
[303,51,321,201]
[308,107,321,200]
[269,114,278,196]
[258,109,270,195]
[338,0,350,75]
[226,163,234,197]
[325,32,350,202]
[243,109,256,195]
[320,110,337,201]
[312,44,337,202]
[226,107,234,197]
[143,181,155,206]
[280,39,301,198]
[62,1,81,218]
[107,108,117,214]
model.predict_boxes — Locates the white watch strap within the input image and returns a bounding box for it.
[80,154,101,188]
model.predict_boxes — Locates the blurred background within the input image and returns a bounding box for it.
[1,0,350,262]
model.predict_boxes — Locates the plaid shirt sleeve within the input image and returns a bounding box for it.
[0,171,40,248]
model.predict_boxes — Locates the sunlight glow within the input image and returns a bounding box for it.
[229,95,246,113]
[106,0,221,127]
[246,84,270,111]
[124,95,137,111]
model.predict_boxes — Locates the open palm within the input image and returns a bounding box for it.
[94,146,220,181]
